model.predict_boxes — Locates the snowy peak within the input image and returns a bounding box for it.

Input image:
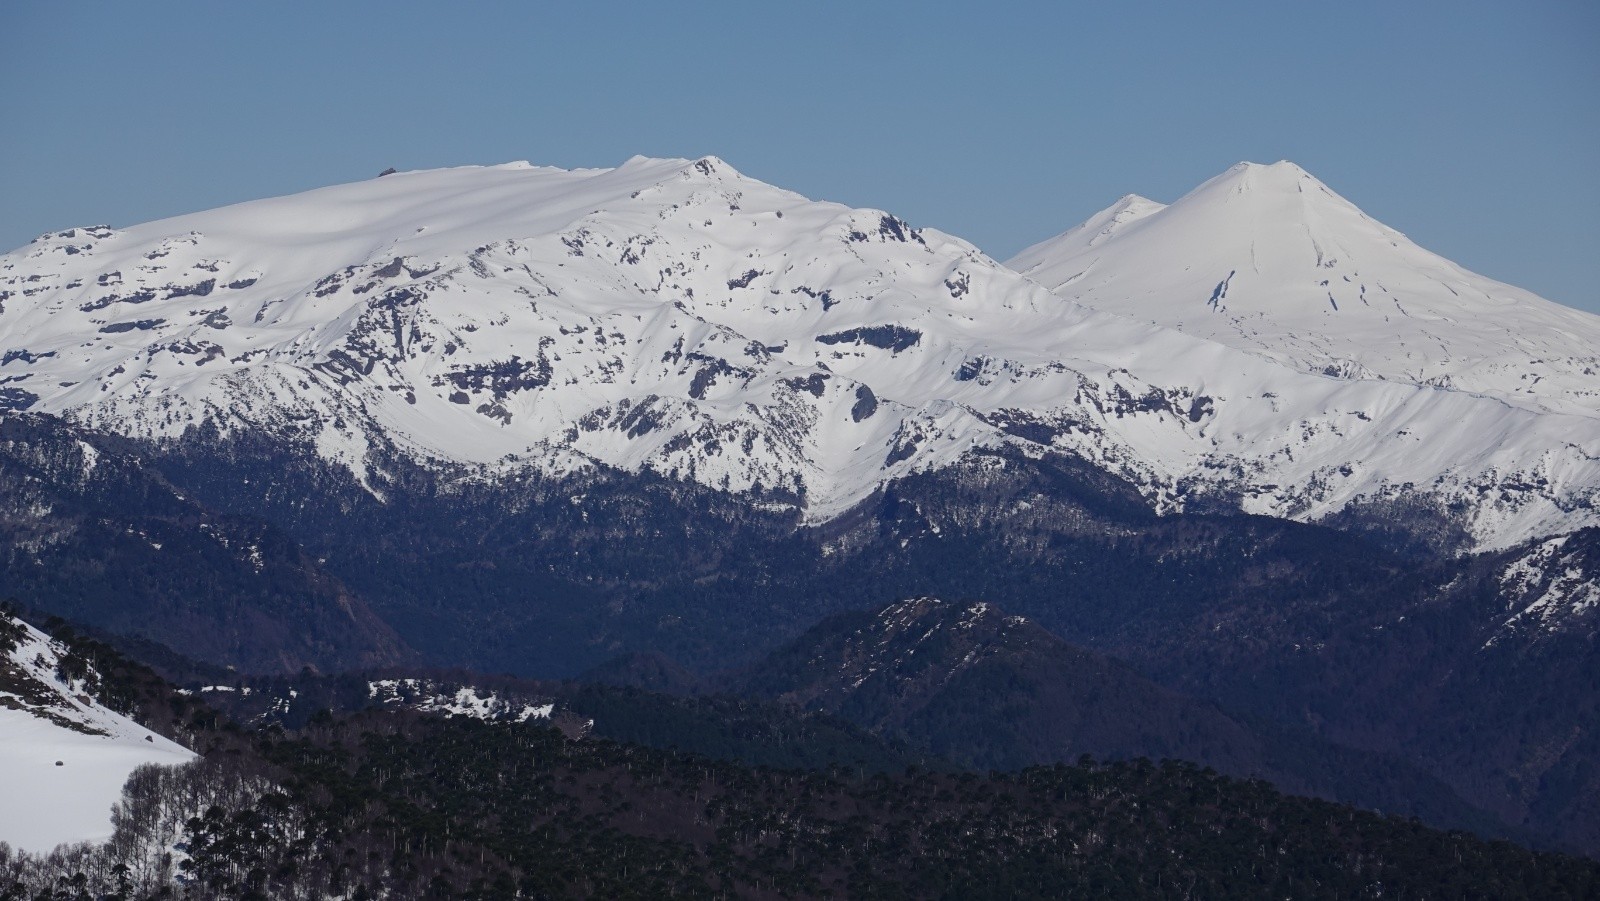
[617,152,731,173]
[1190,160,1374,218]
[1081,193,1167,234]
[1165,160,1400,263]
[1210,159,1321,192]
[1009,193,1164,266]
[2,156,1598,551]
[1009,161,1600,418]
[1090,160,1410,283]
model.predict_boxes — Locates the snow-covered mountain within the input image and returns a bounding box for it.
[0,615,193,853]
[1008,161,1600,418]
[1,156,1595,550]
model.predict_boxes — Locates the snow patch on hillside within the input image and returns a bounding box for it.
[367,678,555,722]
[0,619,193,853]
[1491,536,1600,641]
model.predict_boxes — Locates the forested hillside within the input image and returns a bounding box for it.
[3,612,1599,900]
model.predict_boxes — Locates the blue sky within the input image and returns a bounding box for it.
[3,1,1596,312]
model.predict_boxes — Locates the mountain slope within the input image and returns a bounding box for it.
[0,613,193,853]
[725,597,1511,838]
[0,414,415,673]
[730,597,1268,769]
[1009,161,1600,418]
[1,156,1596,549]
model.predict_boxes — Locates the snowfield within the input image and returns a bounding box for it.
[0,620,194,853]
[0,156,1596,551]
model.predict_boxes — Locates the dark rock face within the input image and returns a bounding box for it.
[0,388,39,412]
[815,325,922,353]
[98,319,165,333]
[725,269,764,289]
[439,352,553,399]
[850,384,877,421]
[783,372,830,397]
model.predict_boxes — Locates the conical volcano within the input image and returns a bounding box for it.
[1010,161,1600,417]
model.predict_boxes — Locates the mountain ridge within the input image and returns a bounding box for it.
[2,156,1595,551]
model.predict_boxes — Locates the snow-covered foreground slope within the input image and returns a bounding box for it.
[0,618,193,853]
[1,156,1596,550]
[1009,161,1600,418]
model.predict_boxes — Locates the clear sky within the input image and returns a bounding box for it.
[3,1,1597,313]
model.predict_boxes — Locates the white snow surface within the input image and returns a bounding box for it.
[1,156,1597,551]
[1009,161,1600,418]
[0,621,194,853]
